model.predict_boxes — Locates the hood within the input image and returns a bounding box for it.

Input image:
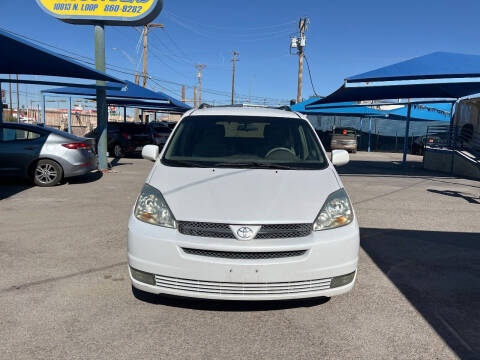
[148,164,341,224]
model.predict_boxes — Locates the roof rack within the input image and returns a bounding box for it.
[197,103,293,111]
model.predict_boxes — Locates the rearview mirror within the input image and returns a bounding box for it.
[142,145,159,162]
[331,150,350,167]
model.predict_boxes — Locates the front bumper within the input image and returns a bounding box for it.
[128,217,359,301]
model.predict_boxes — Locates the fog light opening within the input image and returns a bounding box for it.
[331,271,356,288]
[130,267,156,286]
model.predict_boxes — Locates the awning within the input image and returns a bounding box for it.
[308,52,480,107]
[347,52,480,82]
[42,81,191,112]
[294,98,451,122]
[0,29,121,84]
[292,99,386,117]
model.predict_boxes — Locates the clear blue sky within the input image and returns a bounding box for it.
[2,0,480,106]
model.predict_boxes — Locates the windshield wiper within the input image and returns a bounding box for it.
[213,162,295,170]
[164,159,212,168]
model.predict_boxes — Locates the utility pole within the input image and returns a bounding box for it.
[181,85,186,102]
[142,23,164,88]
[195,64,207,105]
[140,23,163,123]
[134,73,140,122]
[16,75,20,122]
[231,51,239,105]
[194,87,198,108]
[292,17,309,103]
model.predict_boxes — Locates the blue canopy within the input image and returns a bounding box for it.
[308,52,480,107]
[292,99,385,117]
[42,81,191,112]
[347,52,480,82]
[294,98,451,122]
[386,103,451,122]
[0,29,120,83]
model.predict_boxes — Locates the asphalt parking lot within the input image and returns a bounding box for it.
[1,152,479,360]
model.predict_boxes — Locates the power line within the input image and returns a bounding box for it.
[1,28,289,105]
[164,10,296,31]
[303,54,319,97]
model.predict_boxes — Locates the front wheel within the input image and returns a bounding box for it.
[33,159,63,187]
[112,144,124,158]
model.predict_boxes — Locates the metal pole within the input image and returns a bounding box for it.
[68,97,72,134]
[402,103,412,166]
[231,51,239,105]
[42,94,46,124]
[0,82,3,123]
[95,24,109,170]
[368,118,372,152]
[449,102,456,175]
[16,74,20,123]
[124,107,127,123]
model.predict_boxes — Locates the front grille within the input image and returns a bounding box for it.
[178,222,234,238]
[154,274,332,296]
[178,222,312,239]
[182,248,307,259]
[256,224,312,239]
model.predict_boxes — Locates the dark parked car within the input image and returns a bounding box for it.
[148,122,172,148]
[0,123,97,186]
[85,122,151,158]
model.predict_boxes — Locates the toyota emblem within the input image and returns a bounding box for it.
[236,227,254,240]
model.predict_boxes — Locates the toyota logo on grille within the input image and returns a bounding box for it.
[236,227,254,240]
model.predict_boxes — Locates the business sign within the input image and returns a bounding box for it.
[36,0,163,26]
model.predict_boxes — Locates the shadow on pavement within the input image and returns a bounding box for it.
[132,287,330,311]
[361,227,480,360]
[65,171,103,185]
[427,189,480,204]
[338,159,450,178]
[0,177,32,200]
[109,158,134,168]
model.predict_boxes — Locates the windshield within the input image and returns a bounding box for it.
[162,115,327,169]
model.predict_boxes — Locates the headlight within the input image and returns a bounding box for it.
[314,188,353,231]
[134,184,176,228]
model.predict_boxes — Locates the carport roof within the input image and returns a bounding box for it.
[0,29,121,83]
[308,52,480,107]
[294,98,451,122]
[42,81,191,112]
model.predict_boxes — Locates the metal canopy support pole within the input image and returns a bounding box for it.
[449,102,456,175]
[124,107,127,123]
[368,118,372,152]
[95,25,108,170]
[67,97,72,134]
[402,103,412,166]
[0,82,3,123]
[41,94,46,124]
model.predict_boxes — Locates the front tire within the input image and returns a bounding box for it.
[113,143,124,158]
[33,159,63,187]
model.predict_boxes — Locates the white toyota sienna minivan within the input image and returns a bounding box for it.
[128,106,359,301]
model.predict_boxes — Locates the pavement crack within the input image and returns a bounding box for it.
[0,261,127,294]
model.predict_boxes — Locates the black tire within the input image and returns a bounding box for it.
[33,159,63,187]
[112,143,124,158]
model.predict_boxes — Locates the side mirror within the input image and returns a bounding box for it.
[142,145,159,162]
[331,150,350,167]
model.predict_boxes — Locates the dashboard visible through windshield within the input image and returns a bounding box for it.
[162,115,327,170]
